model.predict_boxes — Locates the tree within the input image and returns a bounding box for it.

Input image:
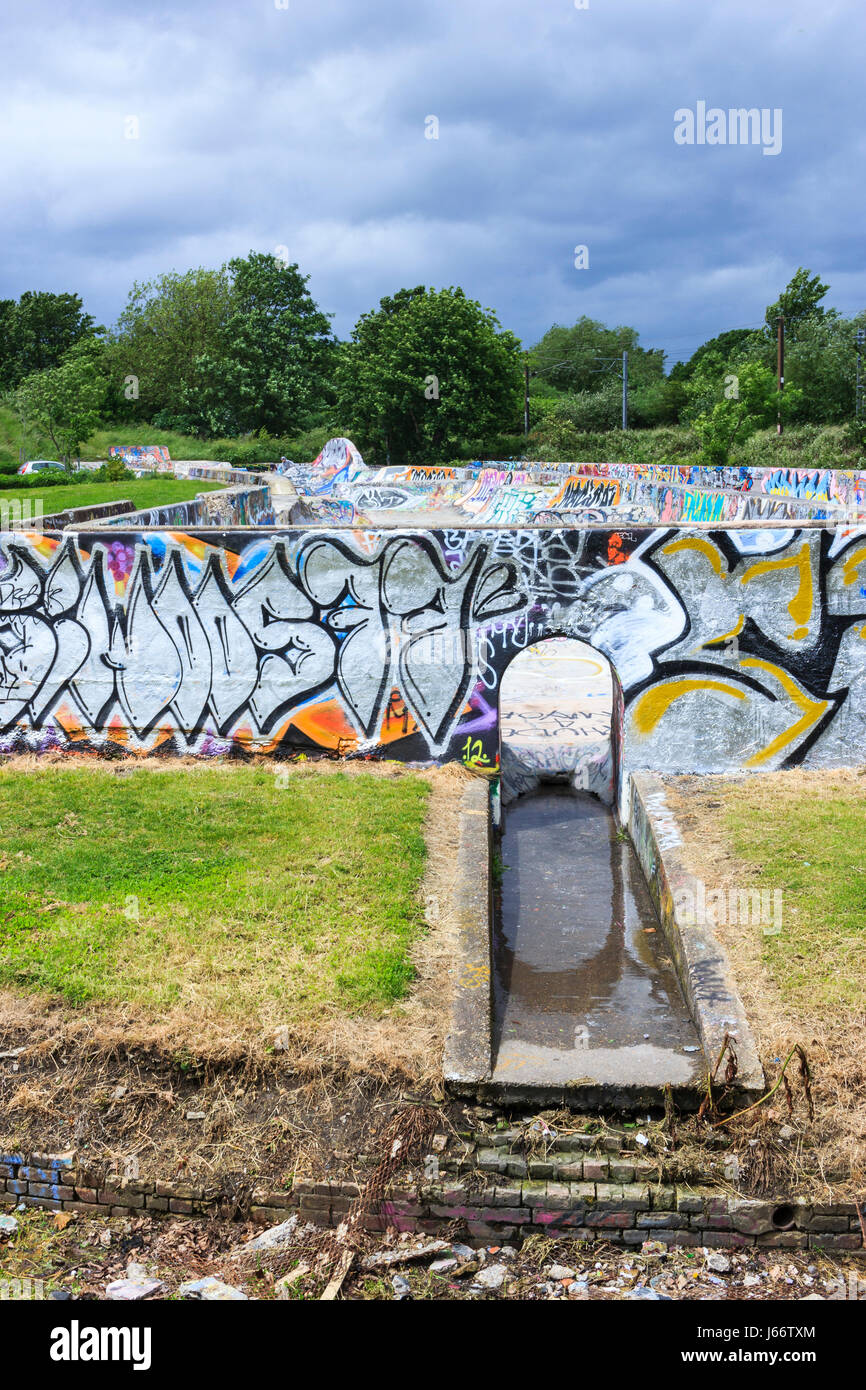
[0,291,98,388]
[529,317,665,394]
[15,339,109,466]
[336,286,523,464]
[191,253,334,436]
[108,267,234,427]
[764,267,830,340]
[685,359,800,465]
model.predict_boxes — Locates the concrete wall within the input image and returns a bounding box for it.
[1,524,864,795]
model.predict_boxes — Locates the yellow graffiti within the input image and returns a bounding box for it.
[739,541,813,641]
[632,678,747,734]
[740,658,829,766]
[459,963,490,990]
[461,736,491,769]
[841,544,866,587]
[701,614,744,651]
[662,536,727,577]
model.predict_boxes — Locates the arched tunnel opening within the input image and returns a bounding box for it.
[492,638,703,1087]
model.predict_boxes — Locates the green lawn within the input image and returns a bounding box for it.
[0,478,226,515]
[721,775,866,1013]
[0,767,430,1024]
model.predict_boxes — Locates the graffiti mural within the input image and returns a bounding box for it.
[1,523,865,787]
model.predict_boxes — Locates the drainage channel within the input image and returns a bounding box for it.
[491,785,705,1093]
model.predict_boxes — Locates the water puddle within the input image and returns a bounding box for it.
[492,787,704,1087]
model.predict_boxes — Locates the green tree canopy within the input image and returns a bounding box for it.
[528,316,665,394]
[191,252,335,437]
[764,267,830,339]
[0,291,98,389]
[108,266,234,427]
[335,286,523,465]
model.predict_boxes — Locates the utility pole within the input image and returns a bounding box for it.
[856,328,865,419]
[776,314,785,435]
[622,350,629,431]
[524,356,530,436]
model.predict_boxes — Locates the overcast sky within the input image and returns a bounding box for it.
[2,0,864,364]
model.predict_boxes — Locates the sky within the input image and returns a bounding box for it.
[2,0,865,365]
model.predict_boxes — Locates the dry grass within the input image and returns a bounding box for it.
[661,767,866,1193]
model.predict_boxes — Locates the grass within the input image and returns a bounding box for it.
[0,766,430,1024]
[720,775,866,1014]
[0,478,226,515]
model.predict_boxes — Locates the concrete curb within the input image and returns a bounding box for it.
[442,778,493,1090]
[629,773,765,1098]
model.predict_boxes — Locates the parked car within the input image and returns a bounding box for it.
[16,459,66,475]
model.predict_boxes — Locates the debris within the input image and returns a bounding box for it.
[548,1263,576,1280]
[321,1250,354,1301]
[391,1275,412,1300]
[273,1026,291,1052]
[641,1240,668,1259]
[361,1240,450,1270]
[185,1111,206,1121]
[706,1252,731,1274]
[106,1274,164,1301]
[52,1212,75,1231]
[178,1276,247,1301]
[626,1286,672,1301]
[635,1132,649,1147]
[429,1258,458,1275]
[232,1215,298,1258]
[98,1228,112,1248]
[275,1264,310,1296]
[473,1263,508,1292]
[431,1134,447,1153]
[0,1215,18,1239]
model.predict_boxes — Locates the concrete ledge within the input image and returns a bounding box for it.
[442,777,493,1091]
[629,772,765,1098]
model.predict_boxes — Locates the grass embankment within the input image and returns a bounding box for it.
[664,767,866,1186]
[0,765,430,1023]
[0,478,226,515]
[721,775,865,1014]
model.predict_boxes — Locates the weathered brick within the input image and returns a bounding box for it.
[806,1216,850,1234]
[466,1222,518,1242]
[637,1212,688,1230]
[808,1233,862,1251]
[477,1150,506,1173]
[543,1183,576,1211]
[62,1201,111,1216]
[99,1189,144,1208]
[73,1187,99,1203]
[145,1196,169,1212]
[504,1158,528,1179]
[521,1182,549,1208]
[555,1162,584,1182]
[299,1194,332,1212]
[677,1188,708,1214]
[486,1186,522,1208]
[6,1180,27,1196]
[728,1199,776,1236]
[584,1210,633,1229]
[700,1230,754,1249]
[0,1165,15,1180]
[28,1183,74,1202]
[533,1206,585,1227]
[168,1199,194,1215]
[755,1232,808,1249]
[528,1161,554,1179]
[650,1185,676,1211]
[25,1196,63,1210]
[583,1159,609,1181]
[610,1162,635,1183]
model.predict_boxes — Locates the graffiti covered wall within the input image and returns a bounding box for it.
[1,525,864,799]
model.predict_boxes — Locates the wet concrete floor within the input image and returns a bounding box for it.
[492,787,704,1087]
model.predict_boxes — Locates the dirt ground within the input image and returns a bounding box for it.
[1,1203,863,1302]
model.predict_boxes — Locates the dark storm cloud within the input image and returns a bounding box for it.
[1,0,864,361]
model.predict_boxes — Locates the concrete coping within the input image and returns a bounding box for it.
[442,777,493,1088]
[628,772,765,1097]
